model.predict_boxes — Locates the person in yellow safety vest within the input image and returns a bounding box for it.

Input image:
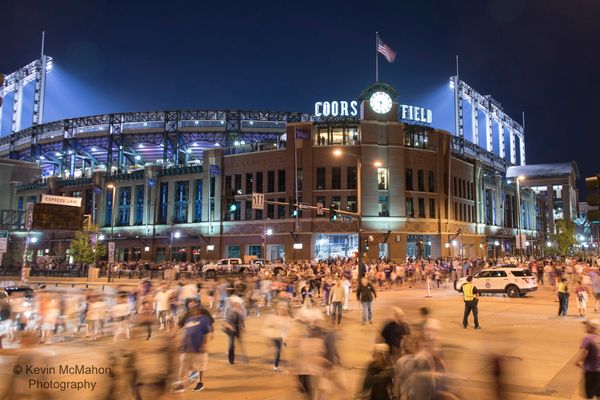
[557,277,569,317]
[461,276,481,329]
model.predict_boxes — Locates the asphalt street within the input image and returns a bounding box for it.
[0,284,590,399]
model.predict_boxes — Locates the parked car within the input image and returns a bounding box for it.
[454,267,537,297]
[201,258,259,279]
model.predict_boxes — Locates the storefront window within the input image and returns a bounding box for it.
[227,245,241,258]
[378,195,389,217]
[248,245,262,257]
[315,234,358,260]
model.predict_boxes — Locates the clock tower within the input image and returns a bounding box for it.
[359,82,399,122]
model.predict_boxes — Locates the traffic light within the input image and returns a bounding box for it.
[329,203,338,221]
[228,202,237,212]
[363,239,369,252]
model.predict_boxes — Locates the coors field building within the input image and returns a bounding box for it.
[4,80,545,263]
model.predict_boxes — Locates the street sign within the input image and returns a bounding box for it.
[25,203,34,231]
[252,193,265,210]
[108,242,115,263]
[41,194,82,207]
[298,202,310,211]
[0,231,8,253]
[316,202,324,215]
[32,203,84,231]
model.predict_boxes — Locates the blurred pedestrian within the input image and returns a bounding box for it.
[263,305,291,371]
[575,319,600,399]
[224,298,246,364]
[329,279,346,326]
[557,277,569,317]
[357,277,377,325]
[359,343,393,400]
[577,281,590,318]
[172,300,212,393]
[380,307,410,360]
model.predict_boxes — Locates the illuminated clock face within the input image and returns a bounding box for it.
[369,91,393,114]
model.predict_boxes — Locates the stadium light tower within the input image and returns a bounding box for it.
[0,32,52,133]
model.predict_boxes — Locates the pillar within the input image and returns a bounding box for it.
[485,111,493,152]
[471,101,479,146]
[498,121,505,158]
[509,129,517,164]
[519,134,526,166]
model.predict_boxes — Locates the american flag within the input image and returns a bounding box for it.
[377,36,396,63]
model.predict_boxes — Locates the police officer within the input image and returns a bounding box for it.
[461,276,480,329]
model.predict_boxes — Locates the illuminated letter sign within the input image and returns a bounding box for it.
[314,101,358,117]
[400,104,433,124]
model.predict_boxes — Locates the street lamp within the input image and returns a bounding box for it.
[333,149,364,275]
[515,176,525,258]
[106,183,117,282]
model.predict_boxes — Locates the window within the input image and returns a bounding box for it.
[315,127,328,146]
[489,270,507,278]
[428,171,435,192]
[476,271,491,278]
[429,198,436,218]
[194,179,203,222]
[255,172,263,193]
[278,197,286,219]
[406,197,414,218]
[135,185,144,225]
[105,190,113,226]
[245,173,253,194]
[347,166,357,189]
[406,169,413,191]
[267,202,275,219]
[234,174,242,194]
[159,182,168,224]
[278,170,286,192]
[331,196,341,210]
[511,270,533,277]
[316,196,326,217]
[453,177,457,197]
[405,129,429,148]
[248,245,262,258]
[117,187,131,226]
[225,175,232,191]
[173,181,189,223]
[331,128,344,144]
[316,167,326,190]
[378,168,389,190]
[418,170,425,192]
[227,245,241,258]
[332,167,341,190]
[418,198,425,218]
[245,200,252,220]
[297,169,303,191]
[378,195,389,217]
[347,196,357,212]
[267,171,275,193]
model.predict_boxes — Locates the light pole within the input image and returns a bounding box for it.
[515,176,524,259]
[333,149,364,275]
[106,183,117,282]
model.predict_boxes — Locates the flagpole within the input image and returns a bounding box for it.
[375,32,379,82]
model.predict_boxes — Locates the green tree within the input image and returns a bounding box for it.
[70,231,106,266]
[552,219,576,256]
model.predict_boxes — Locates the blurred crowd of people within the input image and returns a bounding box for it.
[0,254,599,399]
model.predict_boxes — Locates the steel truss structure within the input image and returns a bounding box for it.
[0,110,310,177]
[451,77,526,166]
[0,35,52,134]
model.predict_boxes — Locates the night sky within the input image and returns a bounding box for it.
[2,0,599,194]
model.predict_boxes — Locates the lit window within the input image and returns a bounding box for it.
[377,168,389,190]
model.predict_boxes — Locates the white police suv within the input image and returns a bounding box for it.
[454,267,538,297]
